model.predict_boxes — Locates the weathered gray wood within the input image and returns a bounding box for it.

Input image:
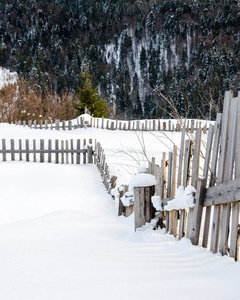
[71,139,74,164]
[40,139,44,163]
[202,115,222,248]
[134,186,155,230]
[187,178,207,245]
[26,139,29,162]
[178,209,186,240]
[61,140,64,164]
[163,122,166,131]
[191,128,202,189]
[161,153,167,199]
[68,120,72,130]
[210,205,222,253]
[167,152,172,198]
[217,91,232,185]
[165,211,169,233]
[182,139,192,188]
[55,140,59,164]
[62,120,65,130]
[65,140,69,164]
[33,139,36,162]
[19,139,22,161]
[76,139,80,164]
[230,97,240,260]
[177,128,185,187]
[204,177,240,207]
[219,97,238,255]
[39,120,42,129]
[2,139,6,161]
[128,121,131,130]
[97,119,99,129]
[202,124,214,180]
[11,139,15,161]
[191,119,194,133]
[158,119,161,131]
[169,120,172,131]
[171,145,177,197]
[153,120,156,131]
[173,210,178,238]
[83,139,86,164]
[48,140,52,163]
[169,210,174,234]
[45,120,48,130]
[88,139,93,163]
[101,117,104,129]
[28,120,32,128]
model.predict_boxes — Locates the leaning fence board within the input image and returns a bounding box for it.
[191,128,202,189]
[182,139,192,188]
[178,210,186,240]
[219,97,238,255]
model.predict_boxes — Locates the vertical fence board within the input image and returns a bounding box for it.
[66,140,69,164]
[55,140,59,164]
[33,139,36,162]
[19,139,22,161]
[26,139,29,162]
[77,139,80,164]
[40,139,44,163]
[48,140,52,163]
[177,128,185,187]
[71,139,74,164]
[10,139,15,161]
[191,128,202,189]
[2,139,6,161]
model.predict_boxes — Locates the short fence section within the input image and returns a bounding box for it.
[0,138,93,164]
[14,116,213,133]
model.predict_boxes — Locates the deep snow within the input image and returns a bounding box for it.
[0,123,239,300]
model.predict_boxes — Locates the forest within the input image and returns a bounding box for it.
[0,0,239,120]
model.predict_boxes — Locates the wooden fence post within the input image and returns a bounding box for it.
[134,185,155,230]
[88,139,93,163]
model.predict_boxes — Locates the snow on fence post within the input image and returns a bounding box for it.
[132,173,157,231]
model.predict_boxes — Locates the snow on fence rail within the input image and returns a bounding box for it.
[13,116,212,133]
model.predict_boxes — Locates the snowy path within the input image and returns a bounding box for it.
[0,162,240,300]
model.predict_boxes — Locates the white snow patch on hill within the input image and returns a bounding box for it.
[0,66,17,90]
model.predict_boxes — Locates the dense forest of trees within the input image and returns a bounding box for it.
[0,0,240,120]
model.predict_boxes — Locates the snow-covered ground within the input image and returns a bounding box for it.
[0,123,240,299]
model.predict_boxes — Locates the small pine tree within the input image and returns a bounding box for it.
[73,64,108,117]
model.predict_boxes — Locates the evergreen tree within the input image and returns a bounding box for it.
[73,64,108,117]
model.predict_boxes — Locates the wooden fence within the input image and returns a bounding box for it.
[0,138,93,164]
[143,91,240,261]
[14,116,212,133]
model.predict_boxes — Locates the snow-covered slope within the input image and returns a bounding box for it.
[0,67,17,90]
[0,124,240,300]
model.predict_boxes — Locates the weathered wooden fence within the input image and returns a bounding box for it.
[141,91,240,261]
[14,117,212,133]
[0,138,93,164]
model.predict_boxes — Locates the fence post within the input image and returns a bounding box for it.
[134,185,155,230]
[88,139,93,163]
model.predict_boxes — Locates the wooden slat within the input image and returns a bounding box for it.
[171,145,177,197]
[48,140,52,163]
[177,128,185,187]
[219,97,238,255]
[26,139,29,162]
[40,139,44,163]
[173,210,178,238]
[187,178,207,245]
[65,140,69,164]
[191,128,202,189]
[76,139,80,164]
[2,139,6,161]
[167,152,172,198]
[178,209,186,240]
[71,139,74,164]
[11,139,15,161]
[33,139,36,162]
[83,139,86,164]
[55,140,59,164]
[19,139,22,161]
[182,139,192,188]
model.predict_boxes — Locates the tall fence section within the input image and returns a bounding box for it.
[130,91,240,261]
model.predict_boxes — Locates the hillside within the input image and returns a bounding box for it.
[0,0,239,119]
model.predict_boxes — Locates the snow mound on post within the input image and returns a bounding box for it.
[165,185,196,212]
[137,165,148,174]
[129,173,157,192]
[151,195,162,211]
